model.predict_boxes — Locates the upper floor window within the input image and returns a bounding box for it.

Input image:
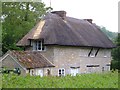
[88,48,99,57]
[33,40,46,51]
[103,49,108,57]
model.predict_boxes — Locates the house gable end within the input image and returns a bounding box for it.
[1,54,26,71]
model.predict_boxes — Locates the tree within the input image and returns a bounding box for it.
[2,2,51,54]
[112,33,120,61]
[111,33,120,70]
[100,26,118,41]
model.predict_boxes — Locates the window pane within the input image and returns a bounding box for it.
[59,69,61,72]
[62,69,64,74]
[38,41,41,50]
[59,69,65,76]
[62,69,65,75]
[42,45,45,50]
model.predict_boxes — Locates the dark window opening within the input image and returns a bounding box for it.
[87,65,100,67]
[70,66,80,69]
[47,69,50,76]
[102,67,104,72]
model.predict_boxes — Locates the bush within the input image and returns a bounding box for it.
[111,60,120,70]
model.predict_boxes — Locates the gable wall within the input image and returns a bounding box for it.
[2,55,26,75]
[40,46,54,63]
[25,46,54,63]
[51,46,112,76]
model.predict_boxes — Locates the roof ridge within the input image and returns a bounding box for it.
[16,13,115,48]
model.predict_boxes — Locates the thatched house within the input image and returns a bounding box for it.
[1,11,115,76]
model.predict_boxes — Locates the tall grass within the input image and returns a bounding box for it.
[2,70,118,88]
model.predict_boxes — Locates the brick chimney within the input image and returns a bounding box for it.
[51,11,66,20]
[84,19,92,24]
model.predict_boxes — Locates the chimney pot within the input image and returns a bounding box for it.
[51,11,66,19]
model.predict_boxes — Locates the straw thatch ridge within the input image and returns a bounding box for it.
[17,12,115,48]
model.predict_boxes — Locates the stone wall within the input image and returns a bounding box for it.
[25,45,112,76]
[2,55,27,75]
[51,46,112,76]
[25,46,54,63]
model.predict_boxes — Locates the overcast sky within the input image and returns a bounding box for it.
[42,0,119,32]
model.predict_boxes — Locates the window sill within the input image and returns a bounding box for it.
[90,56,95,58]
[104,56,107,58]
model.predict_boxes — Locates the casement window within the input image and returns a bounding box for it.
[102,67,105,72]
[33,40,46,51]
[103,49,107,57]
[88,48,99,57]
[102,64,110,72]
[70,67,80,76]
[58,68,65,76]
[86,65,100,73]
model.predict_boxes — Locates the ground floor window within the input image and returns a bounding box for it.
[47,69,50,76]
[102,65,110,72]
[58,68,65,76]
[37,69,43,77]
[70,67,80,76]
[86,65,100,73]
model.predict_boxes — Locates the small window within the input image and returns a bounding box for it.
[86,65,99,73]
[90,48,97,57]
[58,68,65,76]
[33,40,46,51]
[70,67,79,76]
[102,65,110,71]
[104,49,107,57]
[102,67,104,72]
[47,69,50,76]
[88,48,99,57]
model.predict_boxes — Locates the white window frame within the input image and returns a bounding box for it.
[33,40,46,51]
[86,65,100,73]
[70,68,79,76]
[103,49,107,58]
[102,64,110,71]
[90,48,97,57]
[58,68,65,76]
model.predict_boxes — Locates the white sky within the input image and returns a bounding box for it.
[42,0,119,32]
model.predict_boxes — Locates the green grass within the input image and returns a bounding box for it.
[1,70,118,88]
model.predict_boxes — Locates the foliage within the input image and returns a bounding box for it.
[2,2,51,54]
[111,60,119,70]
[111,33,120,70]
[2,71,118,88]
[100,26,118,41]
[0,67,21,75]
[100,26,119,70]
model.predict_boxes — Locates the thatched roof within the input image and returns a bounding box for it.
[17,11,115,48]
[8,51,54,69]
